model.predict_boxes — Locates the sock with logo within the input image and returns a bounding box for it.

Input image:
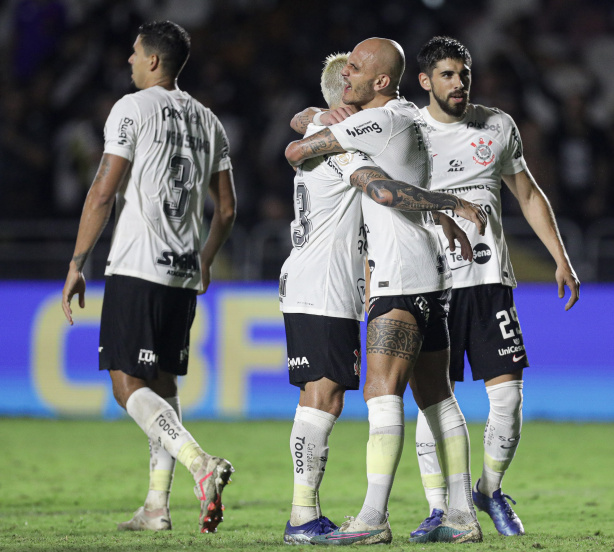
[415,408,447,513]
[289,405,338,526]
[423,395,476,526]
[479,380,523,497]
[126,387,210,479]
[357,395,404,527]
[143,395,181,511]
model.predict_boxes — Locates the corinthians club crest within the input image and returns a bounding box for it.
[471,137,495,166]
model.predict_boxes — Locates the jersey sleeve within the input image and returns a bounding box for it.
[328,109,392,157]
[210,115,233,173]
[103,95,139,162]
[500,112,528,175]
[337,151,379,187]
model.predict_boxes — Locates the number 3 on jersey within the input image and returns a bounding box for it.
[292,183,312,248]
[164,154,194,219]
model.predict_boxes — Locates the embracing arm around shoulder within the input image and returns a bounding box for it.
[200,169,237,293]
[290,106,358,135]
[285,128,346,167]
[349,166,487,235]
[503,168,580,310]
[62,153,131,324]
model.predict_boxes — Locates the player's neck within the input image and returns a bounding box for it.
[363,94,397,109]
[426,102,463,124]
[143,75,177,91]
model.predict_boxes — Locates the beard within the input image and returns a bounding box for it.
[342,78,376,106]
[433,88,469,118]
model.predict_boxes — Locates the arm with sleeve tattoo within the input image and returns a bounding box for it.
[285,128,346,166]
[350,166,487,235]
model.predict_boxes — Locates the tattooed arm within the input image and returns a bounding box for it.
[285,128,346,167]
[62,153,131,324]
[290,106,359,135]
[350,166,487,235]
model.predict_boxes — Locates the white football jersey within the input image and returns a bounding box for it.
[420,104,527,289]
[103,86,232,291]
[329,98,452,298]
[280,124,377,320]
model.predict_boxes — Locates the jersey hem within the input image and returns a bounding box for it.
[105,268,202,291]
[280,305,364,321]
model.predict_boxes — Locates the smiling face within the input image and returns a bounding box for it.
[420,57,471,121]
[128,35,150,89]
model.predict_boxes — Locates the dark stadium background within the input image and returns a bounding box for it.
[0,0,612,420]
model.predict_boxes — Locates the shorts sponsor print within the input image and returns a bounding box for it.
[448,284,529,381]
[99,275,196,379]
[283,313,360,390]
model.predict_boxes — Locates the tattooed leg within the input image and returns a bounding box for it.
[364,309,423,401]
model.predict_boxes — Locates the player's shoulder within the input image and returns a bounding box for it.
[467,103,518,132]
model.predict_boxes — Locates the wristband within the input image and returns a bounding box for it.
[313,111,324,126]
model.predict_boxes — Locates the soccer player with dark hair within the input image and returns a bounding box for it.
[282,51,486,545]
[408,35,580,539]
[62,20,236,534]
[286,37,486,544]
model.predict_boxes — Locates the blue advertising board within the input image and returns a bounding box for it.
[0,281,612,421]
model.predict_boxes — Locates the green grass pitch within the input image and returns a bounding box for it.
[0,418,612,551]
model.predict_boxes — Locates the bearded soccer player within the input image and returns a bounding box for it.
[282,52,486,545]
[407,36,580,539]
[286,37,485,544]
[62,21,237,534]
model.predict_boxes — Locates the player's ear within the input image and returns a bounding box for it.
[374,74,391,92]
[150,53,160,72]
[418,72,431,91]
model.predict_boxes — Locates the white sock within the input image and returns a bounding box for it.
[479,380,523,497]
[415,409,447,513]
[357,395,404,527]
[289,406,337,526]
[423,395,476,526]
[144,395,181,511]
[126,387,208,479]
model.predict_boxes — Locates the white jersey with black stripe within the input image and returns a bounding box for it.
[103,86,232,291]
[420,104,527,289]
[279,124,377,320]
[329,98,452,298]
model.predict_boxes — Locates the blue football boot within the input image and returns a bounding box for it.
[408,508,445,542]
[472,481,525,536]
[284,516,339,544]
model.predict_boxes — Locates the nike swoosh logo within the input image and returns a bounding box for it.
[452,530,470,539]
[512,354,526,362]
[417,451,436,457]
[501,444,518,449]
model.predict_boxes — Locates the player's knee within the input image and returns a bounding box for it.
[487,380,523,420]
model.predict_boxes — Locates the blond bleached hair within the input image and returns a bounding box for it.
[321,52,350,108]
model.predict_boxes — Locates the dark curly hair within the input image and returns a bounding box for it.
[417,36,472,76]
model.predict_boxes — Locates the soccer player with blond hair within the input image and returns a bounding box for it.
[282,48,486,545]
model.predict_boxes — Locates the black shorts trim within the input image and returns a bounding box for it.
[99,275,197,380]
[367,290,450,352]
[283,313,361,390]
[448,284,529,382]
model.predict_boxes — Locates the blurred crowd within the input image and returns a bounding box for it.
[1,0,613,274]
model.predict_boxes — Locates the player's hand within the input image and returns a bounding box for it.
[438,212,473,261]
[454,199,487,236]
[199,262,212,295]
[62,265,86,325]
[556,263,580,310]
[320,106,358,125]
